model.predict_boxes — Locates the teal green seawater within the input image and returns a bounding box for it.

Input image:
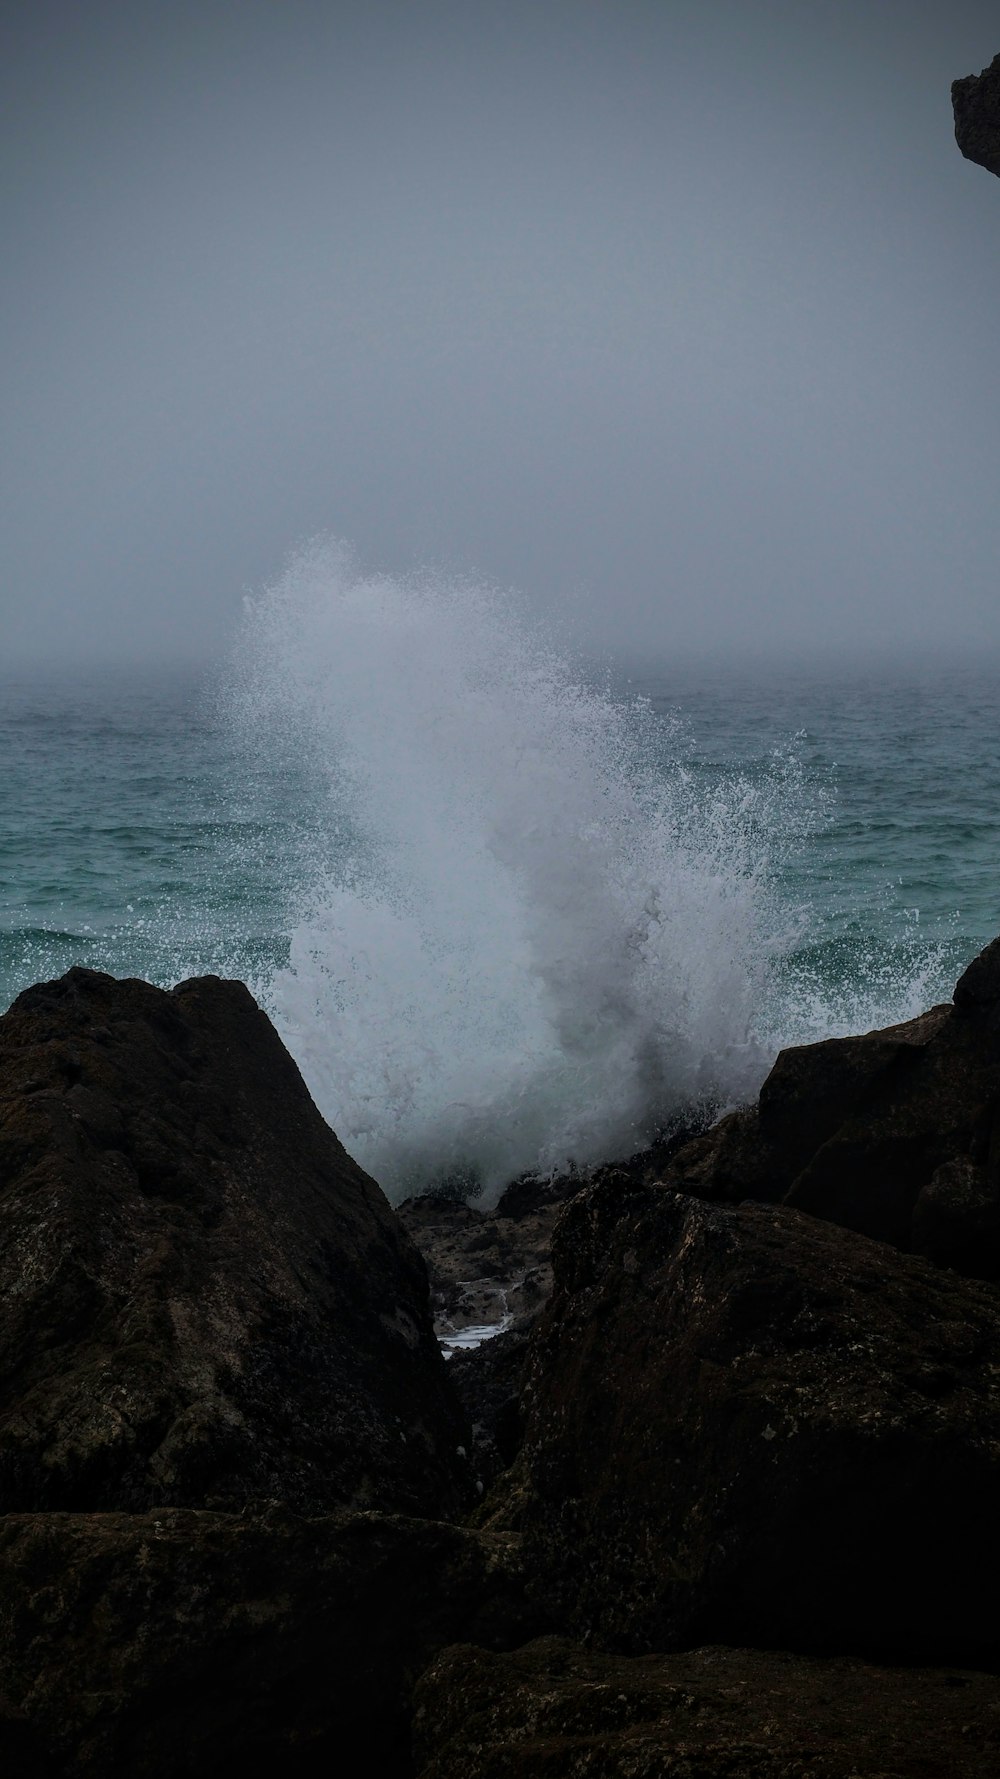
[641,662,1000,1024]
[1,650,997,1193]
[0,668,299,1001]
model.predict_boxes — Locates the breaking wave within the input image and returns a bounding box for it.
[229,538,941,1201]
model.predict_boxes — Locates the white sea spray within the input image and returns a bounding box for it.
[227,538,950,1201]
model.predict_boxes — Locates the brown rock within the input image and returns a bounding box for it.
[0,1507,541,1778]
[445,1329,532,1492]
[954,934,1000,1016]
[396,1186,563,1347]
[493,1183,1000,1665]
[398,1135,709,1489]
[662,941,1000,1277]
[0,968,470,1517]
[412,1636,1000,1778]
[397,1184,567,1488]
[661,1010,950,1214]
[399,1128,707,1359]
[954,53,1000,177]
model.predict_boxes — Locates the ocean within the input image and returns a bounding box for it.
[3,542,997,1202]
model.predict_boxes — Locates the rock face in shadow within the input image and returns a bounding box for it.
[397,1134,708,1489]
[412,1637,1000,1779]
[661,941,1000,1278]
[6,945,1000,1773]
[0,968,471,1518]
[397,1183,572,1490]
[954,52,1000,176]
[396,1189,558,1348]
[491,1182,1000,1666]
[444,1331,532,1494]
[0,1508,540,1779]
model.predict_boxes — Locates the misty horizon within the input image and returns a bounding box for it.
[3,2,1000,673]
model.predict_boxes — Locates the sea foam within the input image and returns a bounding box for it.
[229,538,937,1201]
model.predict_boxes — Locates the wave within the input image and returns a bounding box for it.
[229,537,943,1202]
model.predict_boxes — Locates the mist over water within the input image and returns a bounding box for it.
[231,539,945,1201]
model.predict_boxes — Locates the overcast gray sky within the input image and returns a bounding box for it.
[3,0,999,668]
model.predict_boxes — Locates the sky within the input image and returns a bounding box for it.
[2,0,999,669]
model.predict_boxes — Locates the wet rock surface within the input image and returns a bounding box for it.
[443,1329,532,1493]
[6,938,1000,1773]
[661,975,1000,1277]
[0,968,471,1518]
[0,1507,542,1778]
[954,52,1000,177]
[489,1182,1000,1665]
[396,1130,704,1363]
[413,1636,1000,1778]
[396,1182,570,1492]
[396,1185,565,1350]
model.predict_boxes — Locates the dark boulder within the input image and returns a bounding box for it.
[397,1183,567,1489]
[662,941,1000,1277]
[0,1507,540,1778]
[954,933,1000,1018]
[662,1009,948,1206]
[0,967,471,1517]
[954,53,1000,177]
[445,1328,532,1492]
[412,1637,1000,1779]
[490,1182,1000,1665]
[398,1133,714,1490]
[397,1185,561,1345]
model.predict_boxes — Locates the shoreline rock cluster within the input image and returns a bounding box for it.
[1,941,999,1774]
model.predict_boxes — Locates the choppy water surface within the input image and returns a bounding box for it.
[2,552,997,1199]
[0,668,299,995]
[638,661,999,1041]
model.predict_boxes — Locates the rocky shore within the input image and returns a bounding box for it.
[1,931,999,1776]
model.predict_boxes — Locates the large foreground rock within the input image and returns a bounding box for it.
[0,1508,539,1778]
[662,941,1000,1277]
[413,1637,1000,1778]
[954,52,1000,176]
[0,968,470,1517]
[491,1182,1000,1664]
